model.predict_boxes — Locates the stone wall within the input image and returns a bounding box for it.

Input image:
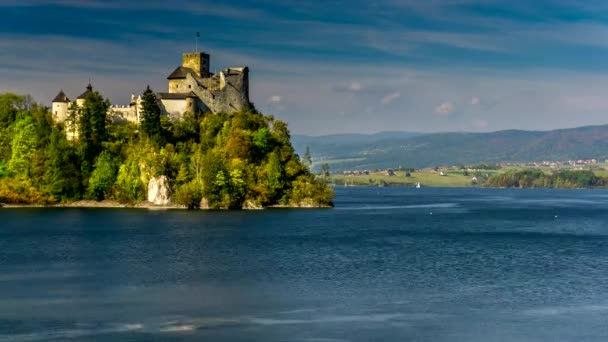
[110,106,138,124]
[168,79,190,94]
[160,99,190,119]
[184,67,251,114]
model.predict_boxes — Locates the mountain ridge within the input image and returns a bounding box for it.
[292,124,608,171]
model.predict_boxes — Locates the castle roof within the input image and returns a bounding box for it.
[52,90,70,103]
[167,66,196,80]
[77,83,93,100]
[158,92,198,100]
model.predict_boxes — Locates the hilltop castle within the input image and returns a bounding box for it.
[51,51,251,126]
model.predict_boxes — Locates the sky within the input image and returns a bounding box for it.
[3,0,608,135]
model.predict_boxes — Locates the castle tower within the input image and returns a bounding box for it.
[51,90,70,122]
[76,83,93,107]
[182,52,210,78]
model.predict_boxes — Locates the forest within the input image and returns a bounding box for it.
[0,90,334,208]
[486,169,605,189]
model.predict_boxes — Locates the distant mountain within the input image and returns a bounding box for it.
[292,125,608,171]
[291,131,422,160]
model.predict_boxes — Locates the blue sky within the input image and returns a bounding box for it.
[2,0,608,134]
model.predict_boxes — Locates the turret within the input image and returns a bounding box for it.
[51,90,70,122]
[182,52,210,78]
[76,83,93,107]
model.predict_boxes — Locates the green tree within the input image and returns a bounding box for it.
[171,111,199,143]
[0,93,25,127]
[87,151,119,200]
[8,115,37,177]
[264,151,285,201]
[140,86,162,142]
[174,181,203,209]
[79,90,110,175]
[113,159,145,203]
[0,93,27,163]
[43,130,82,200]
[65,102,79,140]
[0,161,7,178]
[320,163,330,178]
[303,146,312,168]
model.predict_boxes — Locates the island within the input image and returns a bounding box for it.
[0,51,334,209]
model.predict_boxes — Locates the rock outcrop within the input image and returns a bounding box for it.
[242,200,263,210]
[148,176,172,205]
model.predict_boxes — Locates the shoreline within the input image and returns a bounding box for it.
[332,184,602,190]
[0,200,333,209]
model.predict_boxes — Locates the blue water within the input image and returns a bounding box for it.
[2,187,608,341]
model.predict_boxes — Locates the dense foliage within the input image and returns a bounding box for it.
[486,169,605,188]
[0,92,334,208]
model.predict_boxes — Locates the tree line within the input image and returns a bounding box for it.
[486,169,605,188]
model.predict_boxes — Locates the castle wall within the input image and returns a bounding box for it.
[184,67,250,114]
[110,106,138,124]
[168,79,190,94]
[52,51,251,131]
[160,99,190,120]
[52,102,68,122]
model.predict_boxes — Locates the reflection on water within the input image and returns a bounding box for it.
[2,187,608,341]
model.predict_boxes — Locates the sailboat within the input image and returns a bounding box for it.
[416,182,421,188]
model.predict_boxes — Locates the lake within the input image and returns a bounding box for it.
[2,187,608,341]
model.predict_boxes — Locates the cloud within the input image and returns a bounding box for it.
[350,82,362,91]
[268,95,282,103]
[332,81,363,93]
[434,102,454,115]
[381,91,401,104]
[469,96,480,105]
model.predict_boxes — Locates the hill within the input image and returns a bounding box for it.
[0,92,334,208]
[293,125,608,171]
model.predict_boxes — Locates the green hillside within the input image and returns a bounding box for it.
[0,92,334,208]
[293,125,608,171]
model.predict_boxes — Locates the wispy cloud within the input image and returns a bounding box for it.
[381,91,401,105]
[4,1,608,134]
[434,102,454,115]
[268,95,282,103]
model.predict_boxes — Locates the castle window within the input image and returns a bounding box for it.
[188,85,191,89]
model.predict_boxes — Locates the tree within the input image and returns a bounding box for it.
[321,163,330,178]
[8,115,37,177]
[252,127,273,160]
[0,93,27,163]
[190,144,205,185]
[79,90,110,175]
[140,86,162,142]
[113,158,145,203]
[43,130,82,200]
[0,93,25,127]
[65,102,79,140]
[303,146,312,167]
[87,151,119,200]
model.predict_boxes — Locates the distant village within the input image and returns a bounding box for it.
[339,158,603,176]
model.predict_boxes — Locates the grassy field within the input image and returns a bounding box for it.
[329,167,608,188]
[330,170,489,187]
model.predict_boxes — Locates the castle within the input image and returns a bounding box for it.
[51,51,251,127]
